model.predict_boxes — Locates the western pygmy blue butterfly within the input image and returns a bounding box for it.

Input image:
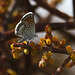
[15,12,37,43]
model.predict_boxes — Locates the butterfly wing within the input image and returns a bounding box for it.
[15,12,35,42]
[21,12,35,37]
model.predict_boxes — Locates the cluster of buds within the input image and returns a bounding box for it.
[38,38,45,48]
[39,51,54,67]
[0,0,11,24]
[0,0,11,14]
[65,45,75,68]
[11,44,22,59]
[29,41,41,56]
[10,24,67,59]
[10,41,28,59]
[38,37,52,50]
[10,24,74,69]
[10,40,42,59]
[45,24,66,47]
[53,38,66,47]
[0,0,23,30]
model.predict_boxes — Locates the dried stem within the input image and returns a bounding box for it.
[0,22,75,42]
[53,56,71,75]
[59,30,75,42]
[73,0,75,19]
[21,0,38,12]
[35,0,71,20]
[36,22,75,32]
[0,30,16,42]
[12,43,75,55]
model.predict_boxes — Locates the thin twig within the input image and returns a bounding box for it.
[36,22,75,32]
[53,56,71,75]
[0,22,75,42]
[73,0,75,19]
[35,0,71,20]
[12,43,75,55]
[0,30,16,42]
[59,30,75,42]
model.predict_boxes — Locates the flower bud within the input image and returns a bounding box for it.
[38,41,45,48]
[71,52,75,62]
[46,38,51,45]
[45,24,52,34]
[23,41,27,44]
[66,45,72,54]
[13,51,19,59]
[52,36,58,41]
[61,39,66,45]
[65,63,71,68]
[24,49,29,55]
[48,58,54,65]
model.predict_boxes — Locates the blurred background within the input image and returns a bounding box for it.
[0,0,75,75]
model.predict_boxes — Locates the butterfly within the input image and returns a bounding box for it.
[15,12,36,43]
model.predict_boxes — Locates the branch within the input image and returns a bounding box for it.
[35,0,71,20]
[53,56,71,75]
[0,22,75,42]
[73,0,75,19]
[12,43,74,55]
[59,30,75,42]
[21,0,38,12]
[35,22,75,32]
[0,30,16,42]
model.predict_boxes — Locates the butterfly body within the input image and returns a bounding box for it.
[15,12,36,43]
